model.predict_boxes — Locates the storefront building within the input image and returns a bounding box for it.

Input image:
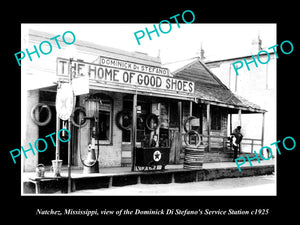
[22,30,266,172]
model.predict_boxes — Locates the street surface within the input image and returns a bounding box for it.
[71,174,276,196]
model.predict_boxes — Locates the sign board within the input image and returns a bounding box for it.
[153,150,162,162]
[72,75,89,96]
[99,56,170,76]
[56,83,74,120]
[190,118,200,126]
[57,57,195,95]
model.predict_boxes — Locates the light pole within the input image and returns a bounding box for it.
[65,45,77,193]
[54,45,77,192]
[67,57,73,193]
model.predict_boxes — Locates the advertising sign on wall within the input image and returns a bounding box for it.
[57,57,194,95]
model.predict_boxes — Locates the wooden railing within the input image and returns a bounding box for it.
[239,138,262,154]
[186,134,262,154]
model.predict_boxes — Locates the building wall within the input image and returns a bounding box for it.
[23,89,124,171]
[23,90,39,172]
[180,103,228,150]
[207,54,276,152]
[22,29,163,171]
[201,104,228,149]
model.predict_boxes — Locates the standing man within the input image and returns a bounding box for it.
[230,126,243,161]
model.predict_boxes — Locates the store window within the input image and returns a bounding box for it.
[98,103,112,143]
[85,93,113,144]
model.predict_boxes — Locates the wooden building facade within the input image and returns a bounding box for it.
[165,58,267,162]
[22,30,266,172]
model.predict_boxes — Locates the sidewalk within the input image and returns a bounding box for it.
[22,159,275,194]
[22,159,275,180]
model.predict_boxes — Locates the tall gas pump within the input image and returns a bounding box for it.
[82,115,100,173]
[76,96,102,174]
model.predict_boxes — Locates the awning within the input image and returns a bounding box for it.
[22,69,57,91]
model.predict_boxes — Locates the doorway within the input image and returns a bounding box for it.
[169,101,181,164]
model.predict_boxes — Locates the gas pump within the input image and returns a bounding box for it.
[76,97,102,174]
[82,115,100,173]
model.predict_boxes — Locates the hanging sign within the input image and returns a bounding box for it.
[72,75,89,96]
[56,83,74,120]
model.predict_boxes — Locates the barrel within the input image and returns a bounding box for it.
[183,145,205,169]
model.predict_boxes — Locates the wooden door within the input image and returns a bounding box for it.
[169,128,182,164]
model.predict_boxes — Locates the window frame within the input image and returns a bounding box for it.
[97,103,113,145]
[87,93,113,146]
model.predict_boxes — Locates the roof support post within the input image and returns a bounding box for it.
[189,101,193,131]
[176,101,183,164]
[189,101,193,116]
[178,101,182,132]
[131,93,137,172]
[206,103,211,152]
[238,109,242,153]
[229,113,232,134]
[238,109,242,127]
[261,112,265,148]
[229,113,232,151]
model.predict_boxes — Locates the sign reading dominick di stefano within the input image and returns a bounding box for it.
[99,56,170,76]
[56,57,195,95]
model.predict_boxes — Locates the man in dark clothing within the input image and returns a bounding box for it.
[150,134,158,147]
[230,126,243,161]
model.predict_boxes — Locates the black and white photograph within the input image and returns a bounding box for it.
[20,23,277,196]
[4,6,298,221]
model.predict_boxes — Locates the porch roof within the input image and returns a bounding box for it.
[163,57,266,113]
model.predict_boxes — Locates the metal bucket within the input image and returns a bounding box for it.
[51,160,63,177]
